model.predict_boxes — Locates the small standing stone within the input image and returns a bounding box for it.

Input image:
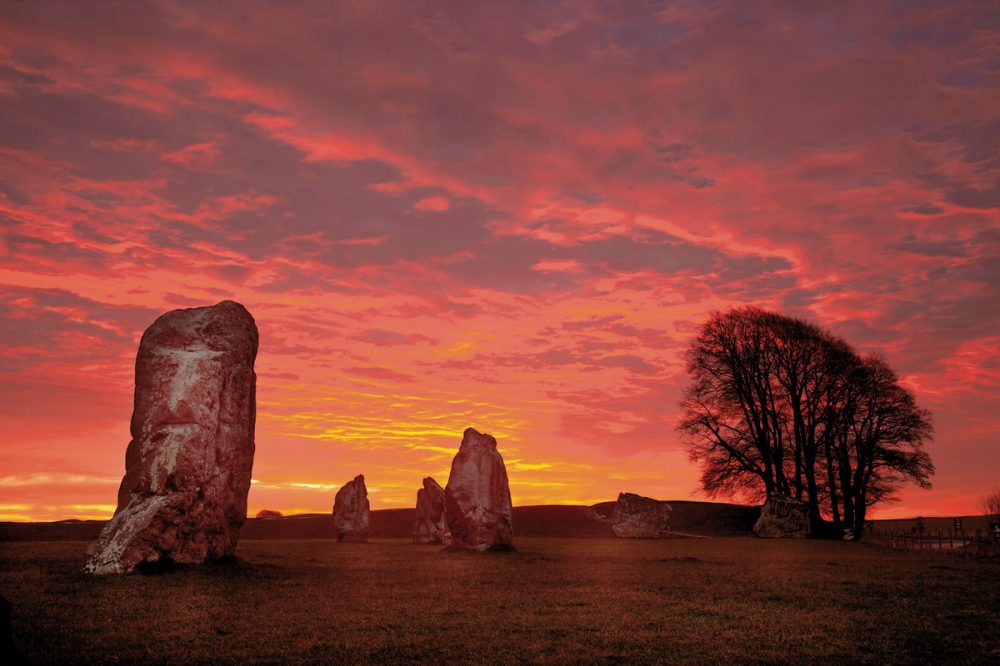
[753,493,810,538]
[413,477,450,545]
[611,493,673,538]
[333,475,370,541]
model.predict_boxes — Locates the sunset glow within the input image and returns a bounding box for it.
[1,1,998,522]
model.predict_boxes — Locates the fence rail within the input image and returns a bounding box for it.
[868,528,1000,557]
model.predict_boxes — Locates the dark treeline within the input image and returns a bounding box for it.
[678,306,934,538]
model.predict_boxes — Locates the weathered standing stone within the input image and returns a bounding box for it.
[332,475,370,541]
[753,493,810,538]
[412,477,450,545]
[444,428,513,551]
[84,300,258,574]
[611,493,673,538]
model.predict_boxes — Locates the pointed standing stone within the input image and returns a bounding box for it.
[413,477,449,544]
[332,475,370,541]
[85,300,258,574]
[444,428,513,551]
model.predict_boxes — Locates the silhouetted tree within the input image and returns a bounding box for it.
[829,354,934,537]
[981,488,1000,523]
[678,306,934,537]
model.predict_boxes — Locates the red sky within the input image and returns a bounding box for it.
[1,1,998,522]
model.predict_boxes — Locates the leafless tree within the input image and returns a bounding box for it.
[983,488,1000,522]
[678,306,935,538]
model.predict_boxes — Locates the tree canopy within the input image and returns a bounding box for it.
[678,306,934,537]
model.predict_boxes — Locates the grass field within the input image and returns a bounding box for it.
[2,537,998,664]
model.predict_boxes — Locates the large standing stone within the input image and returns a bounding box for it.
[85,300,258,574]
[332,475,370,541]
[611,493,673,538]
[444,428,513,551]
[753,493,810,538]
[412,477,449,545]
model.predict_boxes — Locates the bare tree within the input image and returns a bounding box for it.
[678,306,935,538]
[832,354,934,537]
[983,488,1000,522]
[679,307,787,500]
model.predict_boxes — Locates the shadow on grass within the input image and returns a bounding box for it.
[441,543,518,554]
[655,556,722,565]
[130,555,287,580]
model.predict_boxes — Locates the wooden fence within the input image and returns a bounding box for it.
[868,528,1000,557]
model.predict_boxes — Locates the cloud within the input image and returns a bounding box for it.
[343,366,417,384]
[354,329,438,347]
[0,0,996,517]
[161,141,221,167]
[413,195,450,212]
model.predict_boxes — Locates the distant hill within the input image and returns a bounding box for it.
[0,519,105,542]
[0,500,761,542]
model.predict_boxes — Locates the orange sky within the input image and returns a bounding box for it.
[1,1,998,522]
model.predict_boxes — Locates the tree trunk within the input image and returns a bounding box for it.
[854,502,867,541]
[803,448,821,529]
[823,440,841,526]
[836,434,855,531]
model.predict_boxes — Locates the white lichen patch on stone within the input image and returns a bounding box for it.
[146,424,199,491]
[154,347,224,410]
[84,494,171,574]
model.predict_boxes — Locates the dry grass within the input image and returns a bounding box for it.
[1,537,998,664]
